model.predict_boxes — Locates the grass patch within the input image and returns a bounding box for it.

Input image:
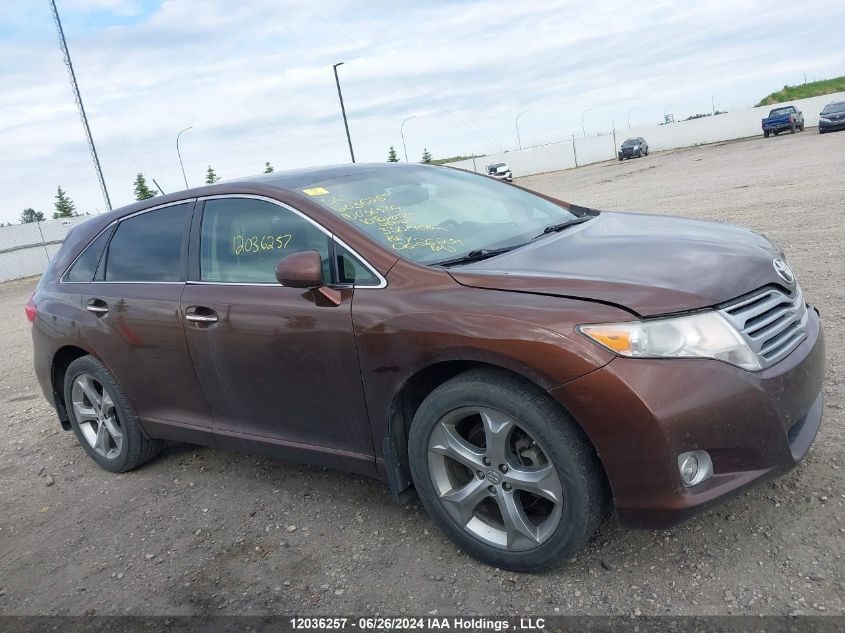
[431,154,484,165]
[757,76,845,106]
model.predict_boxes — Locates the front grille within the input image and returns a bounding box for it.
[719,285,808,369]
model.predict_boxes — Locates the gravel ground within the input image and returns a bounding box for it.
[1,130,843,617]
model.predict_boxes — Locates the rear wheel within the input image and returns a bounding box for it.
[64,356,162,472]
[764,130,770,138]
[790,124,796,134]
[408,369,608,571]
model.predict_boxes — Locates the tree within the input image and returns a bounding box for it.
[387,146,399,162]
[53,187,76,219]
[263,161,274,173]
[132,173,158,201]
[205,166,221,184]
[20,208,45,224]
[420,148,432,164]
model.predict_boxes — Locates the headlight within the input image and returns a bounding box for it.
[819,117,830,122]
[578,311,761,370]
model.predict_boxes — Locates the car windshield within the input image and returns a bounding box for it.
[300,165,578,265]
[769,107,793,117]
[622,139,639,146]
[487,163,506,171]
[822,102,845,114]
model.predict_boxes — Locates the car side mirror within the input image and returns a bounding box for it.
[275,250,342,306]
[275,250,323,288]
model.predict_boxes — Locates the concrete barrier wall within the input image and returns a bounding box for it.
[449,91,845,177]
[0,216,92,282]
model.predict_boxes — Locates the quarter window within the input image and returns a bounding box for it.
[103,203,190,282]
[64,225,115,282]
[335,243,380,286]
[200,198,331,283]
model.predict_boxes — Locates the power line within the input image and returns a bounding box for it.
[49,0,112,211]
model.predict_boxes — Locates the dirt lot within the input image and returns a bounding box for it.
[1,130,843,617]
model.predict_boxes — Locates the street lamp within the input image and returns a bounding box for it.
[515,110,528,150]
[626,107,637,130]
[333,62,355,163]
[401,115,417,162]
[581,108,593,138]
[176,126,192,189]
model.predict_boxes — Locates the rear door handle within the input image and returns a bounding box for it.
[86,298,108,316]
[184,306,218,324]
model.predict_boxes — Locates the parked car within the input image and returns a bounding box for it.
[29,163,824,571]
[618,137,648,160]
[762,105,804,137]
[485,162,513,181]
[818,100,845,134]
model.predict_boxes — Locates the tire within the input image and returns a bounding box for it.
[64,355,163,473]
[408,369,608,571]
[819,128,824,134]
[764,130,770,138]
[790,125,796,134]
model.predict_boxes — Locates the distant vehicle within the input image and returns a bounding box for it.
[486,162,513,182]
[818,101,845,134]
[618,137,648,161]
[762,106,804,137]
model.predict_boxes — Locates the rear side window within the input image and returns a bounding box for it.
[200,198,331,283]
[63,226,115,282]
[103,203,191,282]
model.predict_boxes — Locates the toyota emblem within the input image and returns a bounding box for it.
[772,259,795,284]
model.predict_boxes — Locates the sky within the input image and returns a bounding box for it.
[1,0,844,223]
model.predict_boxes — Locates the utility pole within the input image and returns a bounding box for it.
[49,0,112,211]
[581,108,593,138]
[627,107,637,130]
[333,63,355,163]
[401,115,417,162]
[515,111,528,150]
[176,127,192,189]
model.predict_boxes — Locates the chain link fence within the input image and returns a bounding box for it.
[0,216,92,282]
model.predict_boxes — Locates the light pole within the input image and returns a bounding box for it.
[515,110,528,150]
[400,115,417,162]
[176,126,192,189]
[333,62,355,163]
[627,107,637,130]
[581,108,593,138]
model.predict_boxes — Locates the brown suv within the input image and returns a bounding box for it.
[29,163,825,571]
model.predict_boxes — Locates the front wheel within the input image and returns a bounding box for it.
[408,369,608,571]
[64,356,162,472]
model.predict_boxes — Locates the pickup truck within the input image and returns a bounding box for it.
[762,105,804,137]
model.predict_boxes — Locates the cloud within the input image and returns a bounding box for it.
[1,0,844,221]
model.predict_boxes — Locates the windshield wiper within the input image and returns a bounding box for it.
[533,216,593,239]
[432,246,518,268]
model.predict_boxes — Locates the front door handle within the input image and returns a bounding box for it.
[86,298,108,316]
[184,306,218,324]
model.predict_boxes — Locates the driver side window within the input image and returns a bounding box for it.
[199,198,330,283]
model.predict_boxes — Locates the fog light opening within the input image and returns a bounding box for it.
[677,450,713,487]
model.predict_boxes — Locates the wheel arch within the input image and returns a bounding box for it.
[383,359,610,504]
[51,344,94,430]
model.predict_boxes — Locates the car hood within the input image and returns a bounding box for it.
[448,211,787,317]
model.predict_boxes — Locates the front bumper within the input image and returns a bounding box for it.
[819,120,845,132]
[550,306,825,528]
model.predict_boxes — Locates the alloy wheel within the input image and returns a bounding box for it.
[427,406,563,551]
[70,373,124,460]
